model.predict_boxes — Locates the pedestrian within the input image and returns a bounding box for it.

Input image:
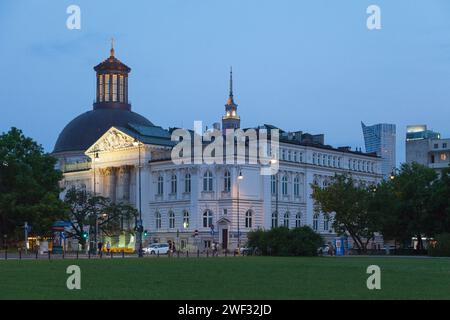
[213,242,218,256]
[97,241,103,256]
[328,242,334,256]
[106,241,111,254]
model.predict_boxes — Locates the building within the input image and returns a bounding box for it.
[406,125,450,173]
[53,47,383,252]
[361,122,396,178]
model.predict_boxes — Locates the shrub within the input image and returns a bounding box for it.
[428,233,450,257]
[247,227,323,256]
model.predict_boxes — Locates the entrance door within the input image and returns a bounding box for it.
[222,229,228,250]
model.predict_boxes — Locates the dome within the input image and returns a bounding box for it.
[53,108,153,154]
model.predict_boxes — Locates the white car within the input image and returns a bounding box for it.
[143,243,170,255]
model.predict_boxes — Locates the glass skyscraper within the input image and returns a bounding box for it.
[361,122,396,179]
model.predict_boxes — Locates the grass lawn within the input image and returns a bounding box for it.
[0,256,449,300]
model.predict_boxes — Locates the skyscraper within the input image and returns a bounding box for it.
[361,122,396,178]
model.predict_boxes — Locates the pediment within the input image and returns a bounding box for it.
[85,127,138,155]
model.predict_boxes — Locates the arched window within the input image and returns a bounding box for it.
[171,174,177,194]
[272,212,278,228]
[155,212,161,229]
[283,212,290,228]
[313,213,319,231]
[169,211,175,229]
[282,175,288,196]
[157,176,164,195]
[203,210,213,228]
[245,210,252,228]
[271,175,277,195]
[184,173,191,193]
[224,170,231,192]
[294,176,300,197]
[324,215,329,231]
[295,212,301,228]
[203,171,213,192]
[183,210,189,229]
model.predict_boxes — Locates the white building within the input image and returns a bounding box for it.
[54,48,383,252]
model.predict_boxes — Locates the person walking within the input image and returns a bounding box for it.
[97,241,103,256]
[106,241,111,254]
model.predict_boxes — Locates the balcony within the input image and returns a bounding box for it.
[62,161,91,173]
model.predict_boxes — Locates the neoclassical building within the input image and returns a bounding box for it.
[54,47,383,252]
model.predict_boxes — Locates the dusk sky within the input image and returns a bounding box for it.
[1,0,450,164]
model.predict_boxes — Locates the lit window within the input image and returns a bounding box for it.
[98,75,104,102]
[112,74,118,102]
[183,211,189,229]
[119,75,124,102]
[441,153,447,161]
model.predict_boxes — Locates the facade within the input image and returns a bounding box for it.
[54,48,383,252]
[406,125,450,173]
[361,122,396,179]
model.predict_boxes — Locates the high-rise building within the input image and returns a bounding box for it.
[361,122,396,178]
[406,125,450,173]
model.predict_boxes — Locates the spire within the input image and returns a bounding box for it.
[227,66,236,106]
[110,37,115,57]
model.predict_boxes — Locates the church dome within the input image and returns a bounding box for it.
[53,45,153,154]
[53,109,153,153]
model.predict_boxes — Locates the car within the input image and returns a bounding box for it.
[143,243,170,255]
[317,245,331,256]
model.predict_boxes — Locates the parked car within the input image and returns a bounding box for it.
[143,243,170,255]
[317,245,331,256]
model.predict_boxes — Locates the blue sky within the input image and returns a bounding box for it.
[1,0,450,164]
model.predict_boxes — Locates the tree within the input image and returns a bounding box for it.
[429,167,450,235]
[63,187,138,250]
[311,174,379,253]
[387,163,437,250]
[0,127,64,241]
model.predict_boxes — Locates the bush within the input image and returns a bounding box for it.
[429,233,450,257]
[247,227,323,256]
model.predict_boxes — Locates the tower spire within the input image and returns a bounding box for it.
[110,37,115,57]
[229,66,233,98]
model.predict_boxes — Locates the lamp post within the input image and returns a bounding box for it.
[270,158,279,227]
[237,170,244,253]
[93,152,100,254]
[133,139,143,258]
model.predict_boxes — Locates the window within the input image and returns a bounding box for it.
[337,157,341,168]
[98,75,104,102]
[288,150,291,161]
[324,215,329,231]
[203,171,213,192]
[293,176,300,197]
[245,210,252,228]
[283,212,290,228]
[169,211,175,229]
[183,211,189,228]
[171,174,177,194]
[443,143,448,148]
[203,210,213,228]
[322,155,326,166]
[112,74,118,102]
[184,173,191,193]
[223,209,228,215]
[282,149,286,160]
[105,74,110,102]
[157,176,164,195]
[328,155,331,167]
[440,153,447,161]
[293,152,297,162]
[272,212,278,228]
[282,175,288,196]
[299,153,303,163]
[434,144,439,149]
[224,170,231,192]
[155,212,161,229]
[313,153,317,165]
[333,156,336,167]
[295,213,301,228]
[119,75,124,102]
[431,155,435,164]
[313,214,319,231]
[271,175,277,195]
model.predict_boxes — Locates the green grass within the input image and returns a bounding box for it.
[1,257,450,300]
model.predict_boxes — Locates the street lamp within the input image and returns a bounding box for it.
[92,151,100,254]
[133,138,143,258]
[237,170,244,253]
[270,158,279,227]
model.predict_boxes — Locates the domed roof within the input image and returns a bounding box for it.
[53,108,153,154]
